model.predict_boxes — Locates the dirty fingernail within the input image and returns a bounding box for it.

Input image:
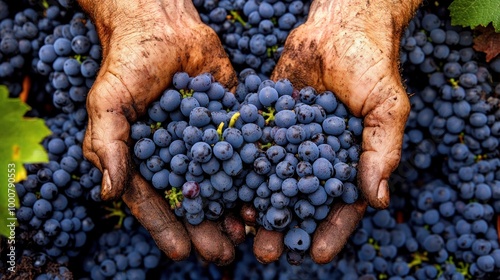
[376,179,389,209]
[101,169,112,200]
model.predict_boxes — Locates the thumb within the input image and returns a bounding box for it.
[357,80,410,209]
[83,78,136,200]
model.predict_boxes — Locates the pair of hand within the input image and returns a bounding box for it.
[79,0,421,265]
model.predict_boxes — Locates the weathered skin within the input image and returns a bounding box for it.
[78,0,422,265]
[77,0,238,264]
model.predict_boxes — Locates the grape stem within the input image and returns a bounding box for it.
[449,78,459,89]
[217,122,225,141]
[73,54,87,63]
[229,112,241,128]
[150,122,162,133]
[165,187,183,209]
[266,45,278,58]
[180,89,194,98]
[259,142,272,150]
[103,201,126,228]
[260,107,276,125]
[229,10,249,27]
[408,251,428,268]
[41,0,49,10]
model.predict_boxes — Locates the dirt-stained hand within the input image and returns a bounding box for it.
[77,0,242,264]
[254,0,422,264]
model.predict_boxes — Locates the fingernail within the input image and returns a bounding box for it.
[377,179,389,208]
[102,169,112,199]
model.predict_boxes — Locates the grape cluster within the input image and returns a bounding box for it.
[386,5,500,279]
[340,179,500,279]
[34,9,101,113]
[409,181,500,279]
[194,0,310,77]
[0,1,68,97]
[398,7,499,175]
[232,237,345,280]
[235,72,363,259]
[131,70,363,261]
[79,225,162,280]
[12,110,104,271]
[131,72,243,225]
[158,253,224,280]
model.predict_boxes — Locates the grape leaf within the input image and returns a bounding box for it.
[473,25,500,62]
[0,85,51,237]
[449,0,500,32]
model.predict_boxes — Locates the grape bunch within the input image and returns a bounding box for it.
[383,5,500,279]
[234,72,363,259]
[130,70,363,261]
[193,0,310,77]
[131,72,242,225]
[13,109,104,269]
[398,8,499,175]
[342,179,500,279]
[0,1,68,97]
[408,180,500,279]
[34,9,101,113]
[79,225,162,280]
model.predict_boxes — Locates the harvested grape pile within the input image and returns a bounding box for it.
[0,0,499,279]
[130,71,363,256]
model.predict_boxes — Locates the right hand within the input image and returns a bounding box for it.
[254,0,421,264]
[77,0,242,265]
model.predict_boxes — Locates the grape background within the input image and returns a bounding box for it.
[0,0,499,279]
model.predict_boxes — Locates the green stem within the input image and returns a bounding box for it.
[217,122,225,141]
[229,11,249,27]
[260,107,276,125]
[229,112,240,128]
[180,89,194,98]
[165,187,183,209]
[103,201,126,228]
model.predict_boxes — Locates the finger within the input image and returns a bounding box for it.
[82,118,101,170]
[358,82,410,209]
[219,212,246,245]
[84,83,133,200]
[311,199,367,264]
[122,173,191,261]
[184,220,235,266]
[83,103,130,201]
[253,228,284,264]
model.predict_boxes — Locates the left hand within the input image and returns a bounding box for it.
[78,0,240,264]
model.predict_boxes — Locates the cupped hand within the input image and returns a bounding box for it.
[254,0,422,264]
[77,0,241,264]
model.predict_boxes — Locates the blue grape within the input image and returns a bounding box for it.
[258,86,279,106]
[33,199,53,220]
[134,138,155,160]
[189,73,212,92]
[265,207,291,229]
[341,182,358,204]
[284,228,310,252]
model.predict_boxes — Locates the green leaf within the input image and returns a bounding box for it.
[0,85,51,237]
[449,0,500,32]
